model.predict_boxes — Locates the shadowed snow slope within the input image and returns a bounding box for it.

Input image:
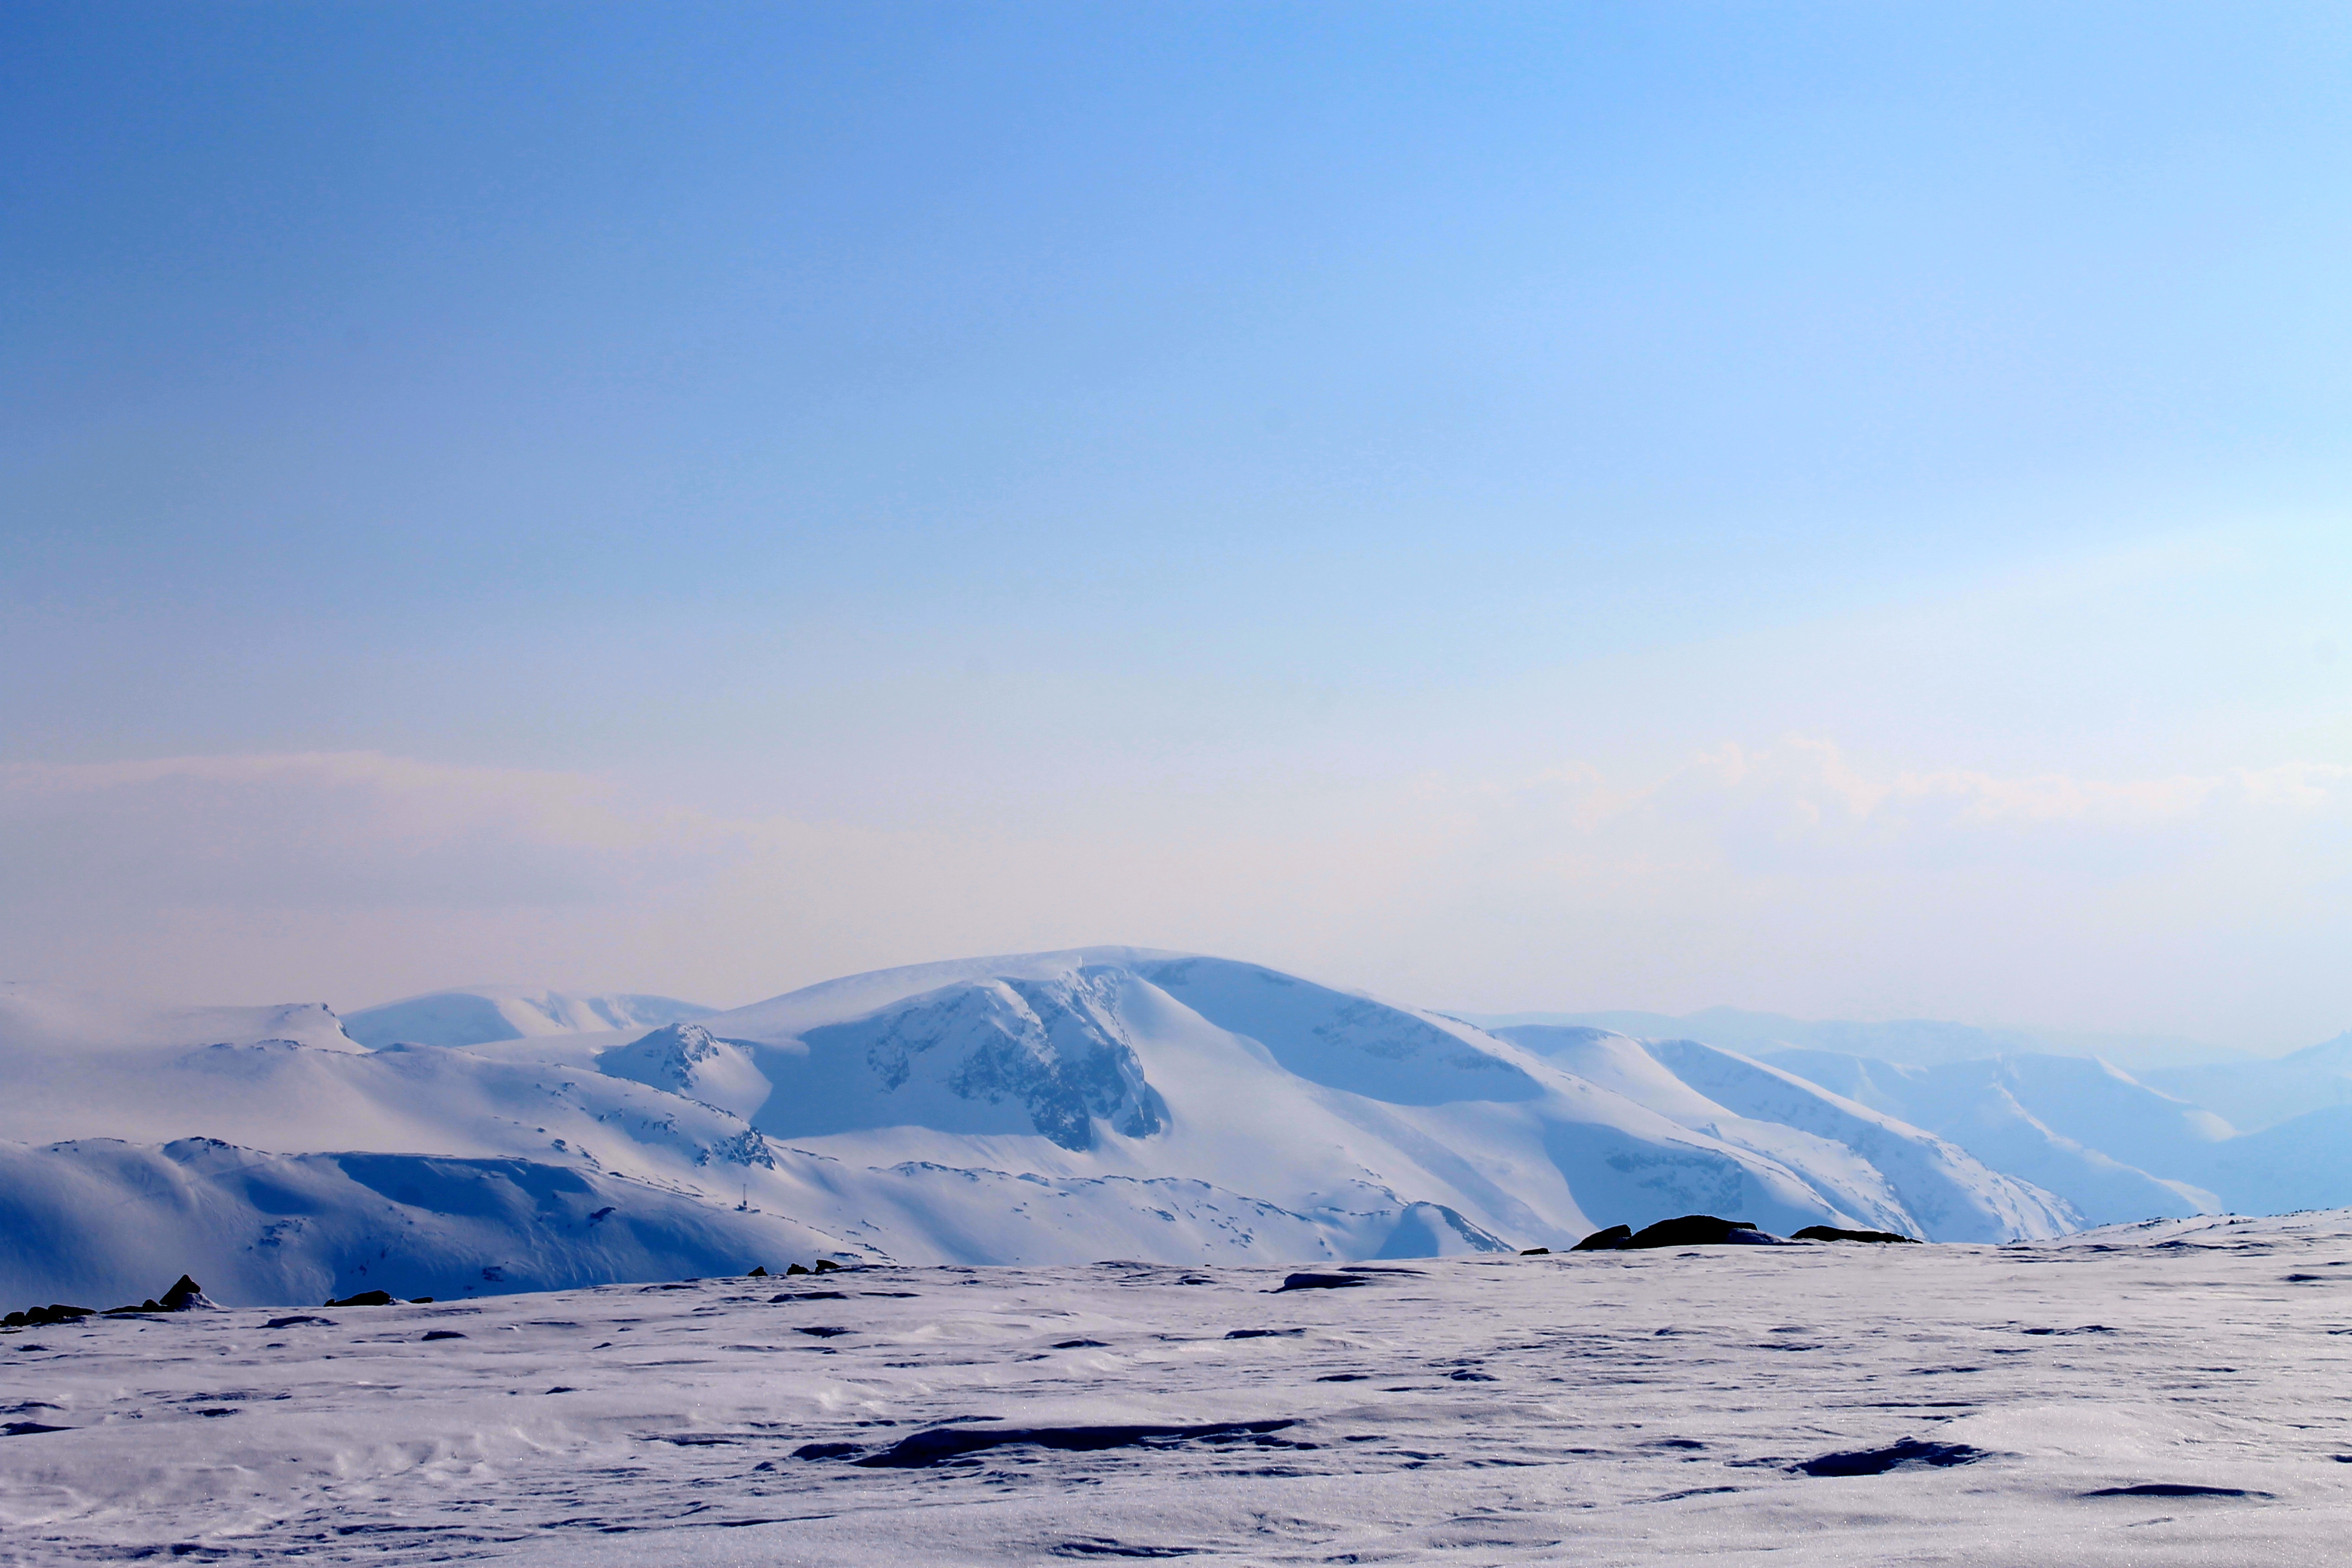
[0,955,2103,1306]
[0,1136,837,1309]
[343,988,715,1049]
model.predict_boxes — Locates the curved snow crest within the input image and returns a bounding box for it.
[641,951,2028,1246]
[342,987,714,1049]
[777,968,1173,1151]
[598,1022,772,1121]
[0,981,366,1055]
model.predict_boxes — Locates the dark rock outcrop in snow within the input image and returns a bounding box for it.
[1272,1272,1371,1292]
[1572,1215,1784,1250]
[1794,1226,1920,1244]
[2,1304,94,1328]
[106,1274,220,1314]
[1797,1438,1985,1476]
[838,1418,1305,1468]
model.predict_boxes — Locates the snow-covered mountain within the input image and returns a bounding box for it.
[341,987,714,1049]
[1477,1006,2245,1072]
[2140,1031,2352,1133]
[0,952,2104,1308]
[1752,1049,2225,1226]
[1479,1000,2352,1223]
[1494,1026,2077,1240]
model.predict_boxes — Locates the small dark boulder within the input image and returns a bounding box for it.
[1518,1247,1552,1256]
[266,1315,336,1329]
[1625,1215,1761,1249]
[1798,1438,1985,1477]
[421,1330,467,1342]
[1572,1226,1634,1251]
[1794,1226,1921,1245]
[1272,1272,1370,1293]
[812,1259,844,1273]
[784,1263,812,1276]
[747,1266,768,1277]
[324,1290,398,1308]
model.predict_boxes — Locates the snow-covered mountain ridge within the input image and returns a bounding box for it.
[2,949,2302,1309]
[341,987,713,1049]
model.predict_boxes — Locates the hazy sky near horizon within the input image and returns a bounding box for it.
[6,4,2350,1048]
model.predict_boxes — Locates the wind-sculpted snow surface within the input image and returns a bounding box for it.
[7,1213,2352,1565]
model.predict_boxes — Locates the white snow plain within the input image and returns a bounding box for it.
[6,1211,2351,1565]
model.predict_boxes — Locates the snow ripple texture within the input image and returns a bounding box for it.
[4,1212,2350,1565]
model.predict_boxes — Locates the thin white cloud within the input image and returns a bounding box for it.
[1,744,2345,1047]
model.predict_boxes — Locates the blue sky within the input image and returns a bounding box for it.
[5,4,2349,1045]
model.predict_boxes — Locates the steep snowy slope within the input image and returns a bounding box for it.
[631,951,2073,1247]
[342,988,713,1049]
[1758,1049,2222,1224]
[0,1135,839,1309]
[1496,1026,2079,1242]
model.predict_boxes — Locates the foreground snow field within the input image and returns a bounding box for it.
[7,1212,2351,1566]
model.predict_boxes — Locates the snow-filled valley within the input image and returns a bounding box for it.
[8,1213,2352,1565]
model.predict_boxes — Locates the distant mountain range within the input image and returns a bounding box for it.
[2,961,2348,1309]
[1463,1006,2251,1072]
[341,987,714,1049]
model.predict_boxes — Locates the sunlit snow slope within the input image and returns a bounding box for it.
[342,988,714,1049]
[0,955,2084,1308]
